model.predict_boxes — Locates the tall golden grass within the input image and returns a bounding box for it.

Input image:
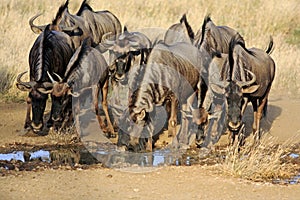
[0,0,299,101]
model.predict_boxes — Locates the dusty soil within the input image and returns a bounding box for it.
[0,93,300,200]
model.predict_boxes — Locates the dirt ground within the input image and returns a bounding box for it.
[0,93,300,200]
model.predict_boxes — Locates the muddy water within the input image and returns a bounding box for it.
[0,144,299,184]
[0,145,203,169]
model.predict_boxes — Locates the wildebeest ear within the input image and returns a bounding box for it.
[242,85,260,94]
[136,109,146,121]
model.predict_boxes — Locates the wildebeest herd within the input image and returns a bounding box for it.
[16,0,276,152]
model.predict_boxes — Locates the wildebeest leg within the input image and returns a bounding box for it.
[168,95,178,138]
[251,99,258,138]
[24,96,32,129]
[254,95,268,140]
[241,97,249,116]
[174,104,189,149]
[47,99,54,128]
[101,79,115,136]
[93,84,107,132]
[146,137,153,152]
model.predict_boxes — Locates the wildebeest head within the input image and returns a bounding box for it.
[117,108,154,152]
[38,72,75,124]
[227,77,260,132]
[101,27,151,84]
[16,72,52,132]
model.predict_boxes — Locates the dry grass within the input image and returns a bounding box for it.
[0,0,299,101]
[46,125,80,145]
[222,134,300,182]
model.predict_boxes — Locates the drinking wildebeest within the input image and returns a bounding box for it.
[192,15,246,147]
[38,38,114,135]
[16,25,75,133]
[100,27,152,131]
[210,35,275,144]
[30,0,122,47]
[122,42,212,151]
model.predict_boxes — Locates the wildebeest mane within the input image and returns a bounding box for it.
[228,34,256,81]
[180,13,194,40]
[63,38,92,82]
[199,14,212,47]
[265,36,274,55]
[52,0,69,25]
[32,26,47,81]
[76,0,93,16]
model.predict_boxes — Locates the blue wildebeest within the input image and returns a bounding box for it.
[25,0,120,134]
[16,25,75,133]
[190,15,246,147]
[210,35,275,144]
[38,38,113,135]
[30,0,122,47]
[124,42,212,151]
[100,27,152,133]
[163,13,203,138]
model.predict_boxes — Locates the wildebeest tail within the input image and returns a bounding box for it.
[180,13,194,40]
[265,36,274,55]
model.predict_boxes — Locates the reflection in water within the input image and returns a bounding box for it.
[0,148,299,184]
[90,148,184,168]
[0,147,188,168]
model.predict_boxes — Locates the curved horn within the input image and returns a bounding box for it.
[129,40,140,47]
[53,72,63,82]
[29,13,46,34]
[236,69,256,87]
[67,90,80,97]
[16,71,36,90]
[47,71,56,83]
[37,87,53,94]
[42,82,53,88]
[102,32,114,42]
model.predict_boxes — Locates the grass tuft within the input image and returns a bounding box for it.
[0,67,15,94]
[222,134,299,182]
